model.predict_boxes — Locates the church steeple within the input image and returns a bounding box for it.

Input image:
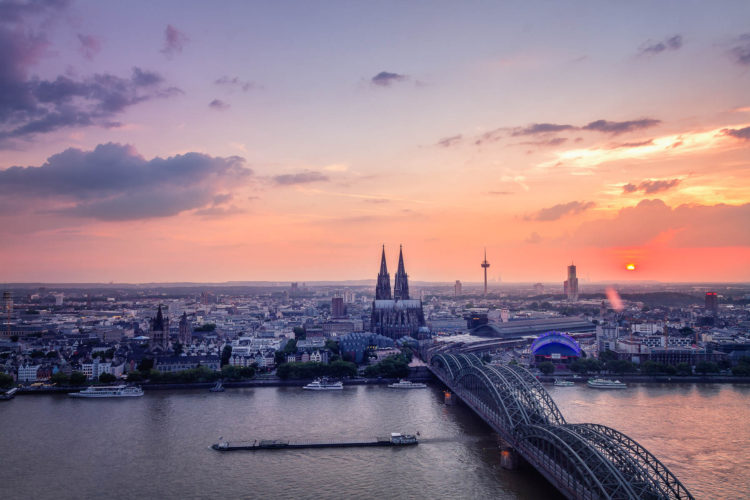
[375,245,392,300]
[153,304,165,331]
[394,245,410,300]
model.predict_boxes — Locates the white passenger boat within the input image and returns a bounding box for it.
[68,385,144,398]
[387,379,427,389]
[587,378,627,389]
[303,378,343,390]
[553,379,575,387]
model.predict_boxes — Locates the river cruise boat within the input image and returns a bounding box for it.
[68,385,144,398]
[0,387,18,401]
[587,378,627,389]
[303,378,343,391]
[388,379,427,389]
[553,379,575,387]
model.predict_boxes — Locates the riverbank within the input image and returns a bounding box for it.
[12,374,436,394]
[538,374,750,384]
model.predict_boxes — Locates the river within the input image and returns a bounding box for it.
[1,382,747,499]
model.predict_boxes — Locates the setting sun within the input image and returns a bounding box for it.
[626,264,636,271]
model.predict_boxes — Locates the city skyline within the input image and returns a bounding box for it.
[1,1,749,283]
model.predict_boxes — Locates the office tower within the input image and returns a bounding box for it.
[705,292,718,315]
[564,264,579,301]
[454,280,462,296]
[331,297,345,318]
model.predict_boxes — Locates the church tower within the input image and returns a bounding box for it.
[375,245,392,300]
[149,305,169,351]
[178,312,192,345]
[393,245,410,300]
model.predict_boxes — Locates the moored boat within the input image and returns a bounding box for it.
[388,379,427,389]
[0,387,18,400]
[68,384,144,398]
[553,379,575,387]
[587,378,627,389]
[303,378,343,390]
[209,381,225,392]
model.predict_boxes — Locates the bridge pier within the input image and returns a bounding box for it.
[499,446,519,470]
[443,390,458,405]
[497,437,520,470]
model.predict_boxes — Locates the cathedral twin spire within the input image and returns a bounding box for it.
[375,245,410,300]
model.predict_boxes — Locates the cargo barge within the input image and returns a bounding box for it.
[212,432,418,451]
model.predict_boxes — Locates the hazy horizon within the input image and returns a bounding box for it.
[1,1,748,283]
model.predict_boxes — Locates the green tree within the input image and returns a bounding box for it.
[324,339,340,355]
[481,354,492,364]
[293,326,306,340]
[220,345,232,366]
[50,372,69,385]
[537,361,555,375]
[221,365,242,380]
[606,359,636,375]
[676,362,692,376]
[571,358,602,374]
[10,335,18,342]
[0,372,14,388]
[695,361,719,375]
[126,371,143,382]
[599,349,618,363]
[173,342,184,356]
[732,363,750,376]
[194,323,216,332]
[364,354,410,379]
[641,361,665,375]
[679,327,695,337]
[98,373,116,383]
[282,338,297,354]
[137,358,154,372]
[69,371,87,386]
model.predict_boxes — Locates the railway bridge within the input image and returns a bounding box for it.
[429,353,694,500]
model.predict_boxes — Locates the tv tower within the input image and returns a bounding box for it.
[481,248,490,296]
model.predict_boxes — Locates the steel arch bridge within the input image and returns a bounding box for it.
[430,353,693,500]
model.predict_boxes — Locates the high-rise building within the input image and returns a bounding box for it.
[564,264,579,301]
[705,292,719,315]
[454,280,462,296]
[481,249,490,295]
[371,246,425,339]
[534,283,544,295]
[2,291,12,317]
[331,297,345,318]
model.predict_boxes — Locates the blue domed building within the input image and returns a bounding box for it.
[530,331,581,365]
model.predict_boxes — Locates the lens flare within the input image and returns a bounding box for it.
[626,264,636,271]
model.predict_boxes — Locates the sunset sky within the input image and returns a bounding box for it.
[1,0,749,283]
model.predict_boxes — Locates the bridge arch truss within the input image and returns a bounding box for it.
[430,353,693,500]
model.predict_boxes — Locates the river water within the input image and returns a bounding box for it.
[1,382,747,499]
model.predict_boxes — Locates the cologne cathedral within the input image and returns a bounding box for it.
[370,246,425,339]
